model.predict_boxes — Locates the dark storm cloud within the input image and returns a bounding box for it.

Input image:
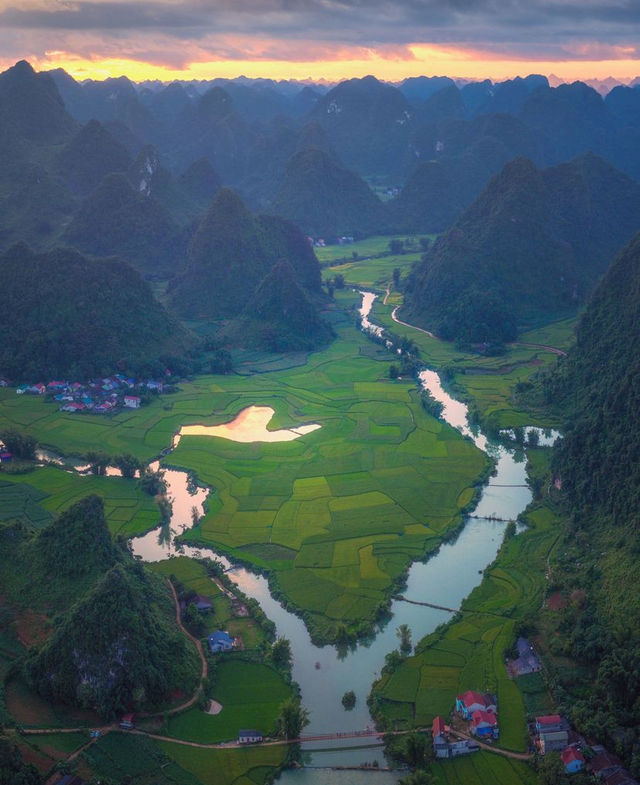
[1,0,639,59]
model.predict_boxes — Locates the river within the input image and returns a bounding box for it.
[125,292,556,780]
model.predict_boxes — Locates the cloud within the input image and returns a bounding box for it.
[0,0,639,76]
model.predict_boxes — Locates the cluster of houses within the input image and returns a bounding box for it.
[11,375,169,414]
[456,690,500,740]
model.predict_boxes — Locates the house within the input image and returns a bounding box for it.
[238,729,262,744]
[0,378,8,387]
[47,381,67,391]
[432,716,449,758]
[124,395,141,409]
[591,750,625,780]
[190,595,213,611]
[470,710,499,739]
[29,383,46,395]
[61,402,84,413]
[208,630,234,653]
[535,715,565,734]
[16,385,28,395]
[0,452,12,462]
[456,691,497,719]
[562,747,585,774]
[56,776,85,785]
[512,637,542,675]
[146,380,163,391]
[539,729,569,753]
[119,713,135,730]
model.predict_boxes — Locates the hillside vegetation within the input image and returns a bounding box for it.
[0,243,193,379]
[403,154,640,343]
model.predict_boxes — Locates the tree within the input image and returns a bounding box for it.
[86,450,110,476]
[419,237,431,252]
[389,239,404,254]
[271,637,292,670]
[0,429,37,460]
[114,453,141,479]
[138,467,167,496]
[333,273,345,289]
[397,624,412,655]
[341,690,356,709]
[389,365,400,379]
[398,770,434,785]
[275,698,309,739]
[527,429,540,448]
[210,348,232,374]
[392,267,401,287]
[538,751,569,785]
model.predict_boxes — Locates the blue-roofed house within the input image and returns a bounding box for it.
[238,729,263,744]
[208,630,234,653]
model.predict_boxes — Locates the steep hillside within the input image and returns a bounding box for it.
[269,147,387,237]
[64,172,183,275]
[56,119,133,195]
[546,231,640,762]
[25,561,199,718]
[0,244,192,379]
[170,188,322,319]
[403,155,640,342]
[228,259,333,351]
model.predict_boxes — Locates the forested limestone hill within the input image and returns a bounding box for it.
[170,187,322,319]
[402,154,640,343]
[0,244,193,379]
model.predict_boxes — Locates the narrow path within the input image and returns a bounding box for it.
[449,729,533,761]
[383,284,391,305]
[391,307,437,339]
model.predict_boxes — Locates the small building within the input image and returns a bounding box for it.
[535,714,565,734]
[191,595,213,611]
[57,775,85,785]
[16,385,28,395]
[61,402,84,413]
[432,716,449,759]
[238,729,262,744]
[562,746,585,774]
[124,395,141,409]
[456,690,497,719]
[591,750,625,779]
[208,630,234,653]
[119,713,135,730]
[29,383,46,395]
[539,729,569,753]
[0,452,12,462]
[470,710,499,739]
[512,637,542,675]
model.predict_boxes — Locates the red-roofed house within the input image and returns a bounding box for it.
[470,710,499,739]
[119,713,135,730]
[535,715,564,733]
[124,395,141,409]
[432,716,449,758]
[562,747,585,774]
[456,691,497,719]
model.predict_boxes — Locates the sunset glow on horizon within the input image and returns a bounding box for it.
[1,0,639,85]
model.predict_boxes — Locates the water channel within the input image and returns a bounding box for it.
[36,292,555,780]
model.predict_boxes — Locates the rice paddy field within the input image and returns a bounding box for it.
[0,466,159,536]
[0,310,489,644]
[166,659,290,743]
[314,235,420,264]
[431,750,539,785]
[372,452,561,755]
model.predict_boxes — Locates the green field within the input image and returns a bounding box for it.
[0,466,159,536]
[167,659,290,743]
[371,451,561,754]
[431,750,539,785]
[371,297,577,429]
[149,558,268,649]
[0,304,489,643]
[315,235,416,263]
[323,252,422,291]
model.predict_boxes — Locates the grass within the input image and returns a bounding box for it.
[157,740,286,785]
[372,450,560,754]
[323,253,421,291]
[167,660,290,743]
[0,466,159,536]
[314,235,414,263]
[0,299,489,644]
[149,557,267,649]
[431,750,539,785]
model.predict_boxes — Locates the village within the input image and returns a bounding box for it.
[430,639,640,784]
[2,373,174,416]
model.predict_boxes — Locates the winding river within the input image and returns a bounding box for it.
[125,292,557,781]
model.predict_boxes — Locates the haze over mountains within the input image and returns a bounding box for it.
[3,58,640,368]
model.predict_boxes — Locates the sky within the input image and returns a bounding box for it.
[1,0,640,83]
